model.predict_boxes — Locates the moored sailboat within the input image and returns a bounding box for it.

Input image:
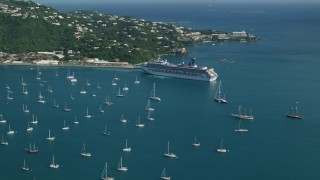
[216,138,228,153]
[287,102,302,119]
[149,82,161,101]
[231,106,254,120]
[160,168,171,180]
[214,80,228,103]
[164,141,177,158]
[122,139,131,152]
[100,162,114,180]
[80,142,91,157]
[49,154,59,169]
[117,157,128,172]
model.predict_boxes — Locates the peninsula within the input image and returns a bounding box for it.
[0,0,259,66]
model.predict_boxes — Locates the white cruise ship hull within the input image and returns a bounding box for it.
[141,67,217,81]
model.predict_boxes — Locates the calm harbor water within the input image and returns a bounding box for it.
[1,2,320,180]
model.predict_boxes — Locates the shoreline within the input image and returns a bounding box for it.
[0,62,142,70]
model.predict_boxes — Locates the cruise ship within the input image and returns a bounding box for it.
[141,58,218,81]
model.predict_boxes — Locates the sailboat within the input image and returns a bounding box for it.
[22,86,29,95]
[92,91,97,97]
[70,72,77,84]
[164,141,177,158]
[104,95,113,106]
[134,76,140,84]
[23,104,30,113]
[111,78,117,86]
[97,83,101,89]
[21,159,30,171]
[74,116,79,124]
[52,99,59,108]
[37,91,45,104]
[135,116,145,127]
[86,79,91,86]
[25,142,39,153]
[64,102,71,112]
[66,69,74,79]
[214,80,228,103]
[99,105,105,113]
[47,84,53,93]
[1,135,8,145]
[46,129,55,141]
[117,157,128,172]
[287,102,302,119]
[20,77,27,86]
[36,66,41,80]
[117,87,125,97]
[160,168,171,180]
[231,106,254,120]
[216,138,228,153]
[62,120,69,130]
[145,99,154,111]
[84,108,92,118]
[49,154,59,169]
[80,88,87,94]
[192,136,200,147]
[70,94,75,100]
[234,119,248,132]
[122,139,131,152]
[7,91,13,100]
[7,124,15,135]
[27,122,33,132]
[30,115,38,124]
[120,114,128,123]
[113,72,119,81]
[80,142,91,157]
[100,162,114,180]
[146,111,154,121]
[122,82,129,91]
[103,125,110,136]
[149,82,161,101]
[0,114,6,123]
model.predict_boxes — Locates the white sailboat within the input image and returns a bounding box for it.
[97,83,101,89]
[20,77,27,86]
[287,101,302,119]
[149,82,161,101]
[146,111,154,121]
[25,142,39,153]
[80,88,87,94]
[92,91,96,97]
[145,99,154,111]
[80,142,91,157]
[21,159,30,171]
[214,80,228,103]
[7,91,13,100]
[74,116,79,124]
[27,122,33,132]
[22,86,29,95]
[122,139,131,152]
[231,106,254,120]
[86,79,91,86]
[135,116,145,127]
[7,124,15,135]
[36,66,41,80]
[99,105,104,113]
[37,91,45,104]
[164,141,177,158]
[23,104,30,113]
[122,82,129,91]
[113,72,119,81]
[70,94,75,100]
[47,84,53,93]
[117,87,125,97]
[70,73,77,83]
[101,162,114,180]
[216,138,228,153]
[104,95,113,106]
[0,114,6,123]
[120,114,127,123]
[111,78,117,86]
[62,120,69,130]
[1,135,8,145]
[52,99,59,108]
[30,115,38,124]
[234,119,248,132]
[64,102,71,112]
[66,69,74,79]
[49,154,59,169]
[160,168,171,180]
[117,157,128,172]
[84,108,92,118]
[103,125,110,136]
[192,136,200,147]
[134,76,140,84]
[46,129,55,141]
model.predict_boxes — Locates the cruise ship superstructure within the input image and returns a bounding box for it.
[141,58,218,81]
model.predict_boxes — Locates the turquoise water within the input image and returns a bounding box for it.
[1,2,320,180]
